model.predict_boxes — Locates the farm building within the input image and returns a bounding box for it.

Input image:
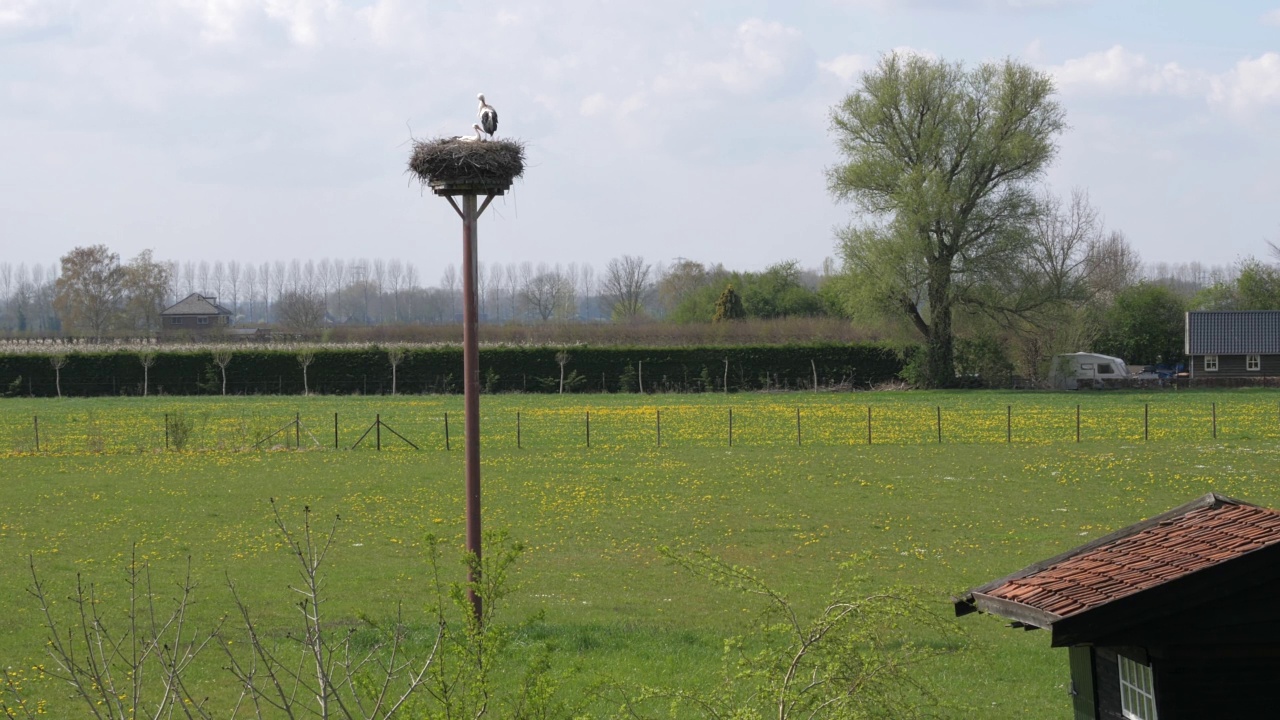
[160,293,233,335]
[954,493,1280,720]
[1049,352,1130,390]
[1185,310,1280,379]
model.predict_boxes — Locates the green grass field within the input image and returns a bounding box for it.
[3,389,1280,717]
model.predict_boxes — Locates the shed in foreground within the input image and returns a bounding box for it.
[954,493,1280,720]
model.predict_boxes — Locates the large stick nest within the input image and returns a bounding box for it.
[408,137,525,187]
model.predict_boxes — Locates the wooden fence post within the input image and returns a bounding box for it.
[334,412,339,449]
[1076,405,1081,443]
[796,407,802,447]
[517,411,522,449]
[445,412,451,451]
[1144,404,1149,442]
[376,413,381,451]
[295,413,300,450]
[936,406,942,444]
[165,413,169,450]
[586,411,591,448]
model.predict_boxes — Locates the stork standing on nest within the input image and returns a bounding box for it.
[452,123,483,142]
[477,93,498,140]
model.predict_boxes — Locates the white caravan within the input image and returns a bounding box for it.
[1050,353,1130,390]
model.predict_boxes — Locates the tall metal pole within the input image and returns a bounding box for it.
[461,193,484,624]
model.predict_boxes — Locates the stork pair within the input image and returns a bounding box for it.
[455,94,499,142]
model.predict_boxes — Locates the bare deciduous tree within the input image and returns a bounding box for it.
[243,263,258,322]
[601,255,652,320]
[521,266,574,322]
[226,260,241,317]
[276,291,326,332]
[181,261,196,296]
[211,260,226,300]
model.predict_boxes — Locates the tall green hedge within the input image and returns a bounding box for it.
[0,343,904,397]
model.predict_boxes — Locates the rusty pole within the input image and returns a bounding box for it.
[461,193,484,624]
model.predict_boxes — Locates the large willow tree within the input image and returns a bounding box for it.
[828,53,1066,387]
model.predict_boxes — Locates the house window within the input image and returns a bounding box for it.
[1247,355,1261,371]
[169,317,181,325]
[1119,655,1158,720]
[197,317,209,325]
[1204,355,1218,372]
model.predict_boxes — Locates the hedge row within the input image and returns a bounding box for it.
[0,344,904,397]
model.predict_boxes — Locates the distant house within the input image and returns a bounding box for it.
[1185,310,1280,379]
[160,293,233,335]
[954,493,1280,720]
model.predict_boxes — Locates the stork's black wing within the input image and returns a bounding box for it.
[480,108,498,136]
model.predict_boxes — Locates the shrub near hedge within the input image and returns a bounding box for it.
[0,343,904,397]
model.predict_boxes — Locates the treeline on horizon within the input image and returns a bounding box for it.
[3,235,1280,385]
[1,246,1273,332]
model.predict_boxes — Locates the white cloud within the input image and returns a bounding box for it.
[1209,53,1280,116]
[651,19,814,98]
[1051,45,1280,120]
[1050,45,1204,97]
[0,0,49,30]
[836,0,1088,9]
[1262,8,1280,26]
[172,0,350,46]
[819,53,870,83]
[579,93,608,117]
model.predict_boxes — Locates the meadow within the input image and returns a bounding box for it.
[2,388,1280,717]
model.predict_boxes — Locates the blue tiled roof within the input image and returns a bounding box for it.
[1185,311,1280,355]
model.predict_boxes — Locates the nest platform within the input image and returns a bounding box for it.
[408,137,525,196]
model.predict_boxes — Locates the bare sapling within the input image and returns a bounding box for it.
[221,501,443,719]
[387,346,406,395]
[212,349,233,396]
[139,351,156,397]
[297,350,315,395]
[635,548,962,719]
[555,351,570,394]
[49,354,67,399]
[23,549,220,720]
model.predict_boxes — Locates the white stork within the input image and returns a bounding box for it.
[452,123,483,142]
[477,93,498,139]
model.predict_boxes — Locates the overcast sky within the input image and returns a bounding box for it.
[3,0,1279,283]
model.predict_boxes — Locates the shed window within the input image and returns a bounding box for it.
[1204,355,1218,372]
[1247,354,1261,371]
[1119,655,1158,720]
[197,316,209,325]
[169,317,180,325]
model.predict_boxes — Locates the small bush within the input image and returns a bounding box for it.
[168,411,194,451]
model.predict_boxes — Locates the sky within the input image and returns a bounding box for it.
[3,0,1280,284]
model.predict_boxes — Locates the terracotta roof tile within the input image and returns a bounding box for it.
[982,500,1280,618]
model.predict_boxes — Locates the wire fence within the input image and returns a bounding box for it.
[5,397,1280,455]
